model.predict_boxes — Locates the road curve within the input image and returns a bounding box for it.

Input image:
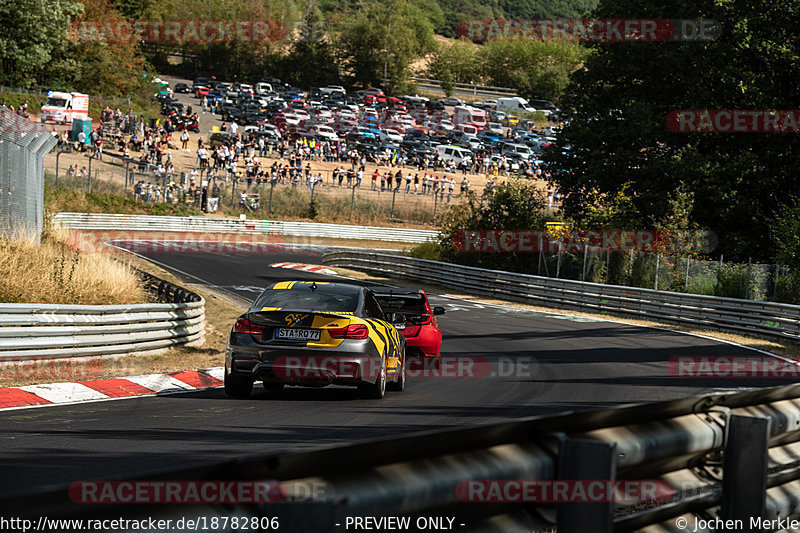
[0,243,775,497]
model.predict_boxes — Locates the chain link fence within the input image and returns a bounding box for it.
[536,247,790,303]
[0,106,58,243]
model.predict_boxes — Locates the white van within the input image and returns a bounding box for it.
[40,91,89,124]
[501,143,534,161]
[255,82,273,95]
[496,97,536,114]
[436,144,473,166]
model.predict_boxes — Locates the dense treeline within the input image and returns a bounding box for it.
[544,0,800,265]
[0,0,589,102]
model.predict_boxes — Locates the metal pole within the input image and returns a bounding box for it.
[391,188,397,219]
[537,235,543,276]
[746,257,752,300]
[556,245,562,278]
[557,438,615,533]
[231,179,236,208]
[654,253,660,290]
[433,192,438,218]
[351,184,356,211]
[582,244,588,281]
[125,160,130,190]
[685,257,690,291]
[87,155,93,192]
[721,415,769,525]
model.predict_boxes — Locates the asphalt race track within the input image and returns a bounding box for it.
[0,243,779,498]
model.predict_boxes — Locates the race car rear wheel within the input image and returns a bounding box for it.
[224,370,253,399]
[359,358,386,399]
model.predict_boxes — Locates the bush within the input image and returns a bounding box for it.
[774,271,800,304]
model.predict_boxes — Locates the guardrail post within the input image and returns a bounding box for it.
[721,415,769,526]
[556,438,615,533]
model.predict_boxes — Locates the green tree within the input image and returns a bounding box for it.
[426,38,481,84]
[547,0,800,261]
[480,40,586,103]
[0,0,83,87]
[337,0,435,92]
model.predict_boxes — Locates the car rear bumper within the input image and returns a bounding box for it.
[226,344,384,387]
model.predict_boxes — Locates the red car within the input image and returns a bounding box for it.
[374,290,444,363]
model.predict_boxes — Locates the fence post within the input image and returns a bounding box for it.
[391,188,397,219]
[433,192,438,218]
[654,253,660,290]
[87,154,94,193]
[538,235,543,276]
[231,179,236,208]
[684,257,690,291]
[581,243,588,281]
[556,438,615,533]
[716,254,724,293]
[351,184,357,211]
[746,257,752,300]
[774,263,779,299]
[721,415,769,525]
[556,245,562,278]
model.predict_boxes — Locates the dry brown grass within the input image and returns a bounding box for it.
[0,231,145,305]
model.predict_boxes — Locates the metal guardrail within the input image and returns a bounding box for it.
[0,272,204,361]
[53,212,439,244]
[322,251,800,341]
[409,77,518,95]
[8,383,800,532]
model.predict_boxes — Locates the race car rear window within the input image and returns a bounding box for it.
[375,296,427,314]
[254,284,359,312]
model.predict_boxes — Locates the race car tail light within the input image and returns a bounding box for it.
[417,314,432,325]
[329,324,369,339]
[233,318,267,335]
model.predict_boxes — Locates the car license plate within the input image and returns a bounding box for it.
[274,328,320,341]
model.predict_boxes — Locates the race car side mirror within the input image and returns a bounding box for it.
[433,306,446,315]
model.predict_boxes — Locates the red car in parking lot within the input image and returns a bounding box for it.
[374,290,444,362]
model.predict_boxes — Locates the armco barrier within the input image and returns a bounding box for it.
[7,382,800,531]
[322,251,800,341]
[0,272,204,361]
[52,212,438,243]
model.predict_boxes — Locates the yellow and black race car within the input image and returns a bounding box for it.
[224,281,407,399]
